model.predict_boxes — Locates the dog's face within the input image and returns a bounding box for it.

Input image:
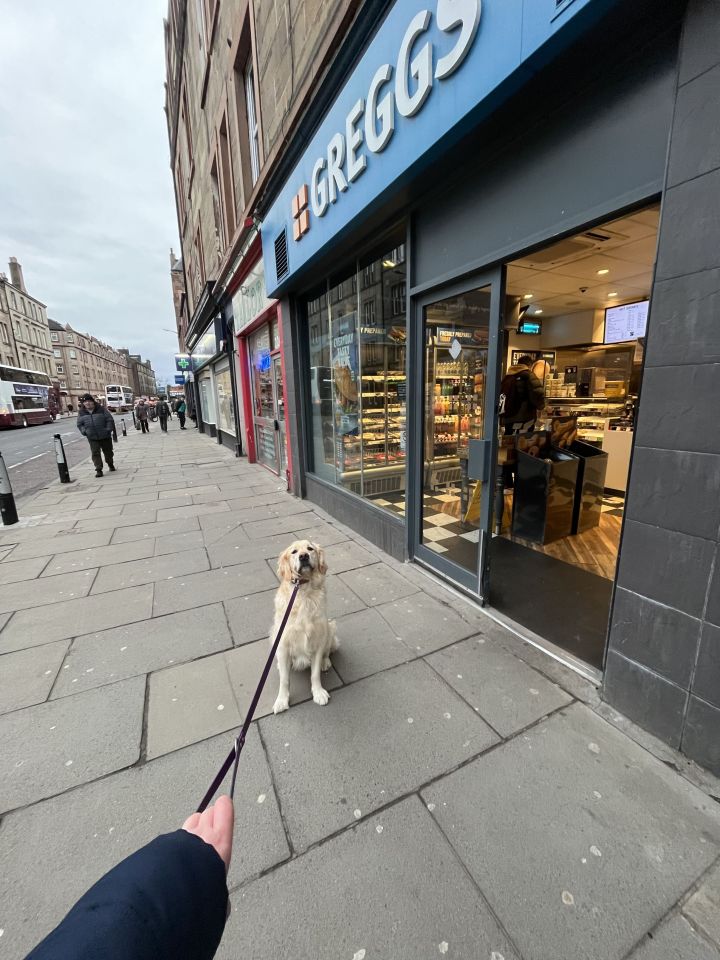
[278,540,326,582]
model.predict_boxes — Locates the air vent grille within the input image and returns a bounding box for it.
[274,230,289,280]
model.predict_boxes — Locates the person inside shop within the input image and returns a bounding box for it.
[500,355,546,434]
[23,795,234,960]
[76,393,116,478]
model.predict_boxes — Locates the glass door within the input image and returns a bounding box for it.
[250,324,279,471]
[412,270,503,596]
[272,354,287,475]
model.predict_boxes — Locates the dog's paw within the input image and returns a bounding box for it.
[312,688,330,706]
[321,657,332,672]
[273,696,289,714]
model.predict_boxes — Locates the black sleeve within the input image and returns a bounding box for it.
[105,409,115,430]
[76,413,86,436]
[25,831,229,960]
[528,372,546,411]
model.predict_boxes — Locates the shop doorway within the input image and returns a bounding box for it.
[248,318,286,476]
[413,271,503,595]
[489,202,660,670]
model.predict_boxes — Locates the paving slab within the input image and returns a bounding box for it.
[259,659,497,851]
[0,584,154,653]
[323,539,379,573]
[0,640,70,715]
[42,539,155,576]
[7,528,112,560]
[422,702,720,960]
[0,555,49,583]
[332,607,414,683]
[426,636,573,737]
[224,589,277,645]
[206,533,285,568]
[339,561,419,606]
[158,483,220,499]
[153,562,277,617]
[75,511,159,532]
[226,640,343,719]
[0,568,96,614]
[375,592,478,655]
[146,652,241,758]
[242,513,315,540]
[684,861,720,947]
[217,796,519,960]
[0,519,77,543]
[325,574,367,619]
[153,529,207,556]
[222,491,289,510]
[0,728,289,960]
[91,546,209,594]
[111,516,201,544]
[200,515,249,544]
[156,501,230,522]
[51,603,232,697]
[0,676,145,814]
[292,518,351,547]
[629,914,720,960]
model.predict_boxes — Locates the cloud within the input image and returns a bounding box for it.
[0,0,180,384]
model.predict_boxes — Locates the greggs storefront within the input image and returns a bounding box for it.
[257,0,720,773]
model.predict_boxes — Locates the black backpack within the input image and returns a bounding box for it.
[501,370,530,417]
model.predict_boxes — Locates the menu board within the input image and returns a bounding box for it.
[604,301,649,344]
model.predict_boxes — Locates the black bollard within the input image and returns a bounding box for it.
[53,434,71,484]
[121,418,127,437]
[112,420,118,443]
[0,451,19,525]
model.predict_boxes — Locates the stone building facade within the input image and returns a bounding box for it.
[48,319,132,410]
[170,249,188,352]
[119,350,158,398]
[0,258,53,376]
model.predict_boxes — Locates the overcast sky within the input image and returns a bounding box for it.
[0,0,180,386]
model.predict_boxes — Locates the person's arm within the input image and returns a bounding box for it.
[528,372,546,412]
[76,412,86,436]
[104,409,115,431]
[26,796,234,960]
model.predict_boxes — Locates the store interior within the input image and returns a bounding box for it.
[415,202,659,669]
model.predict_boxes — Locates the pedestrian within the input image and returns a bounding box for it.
[156,397,170,432]
[77,394,116,478]
[24,795,234,960]
[67,403,74,418]
[177,397,187,430]
[136,399,150,434]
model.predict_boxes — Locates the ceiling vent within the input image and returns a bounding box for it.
[274,230,289,281]
[520,226,631,268]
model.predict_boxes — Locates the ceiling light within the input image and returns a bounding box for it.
[608,292,618,298]
[382,259,396,268]
[523,293,533,299]
[534,308,543,315]
[597,268,610,275]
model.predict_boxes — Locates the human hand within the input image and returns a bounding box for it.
[182,795,234,874]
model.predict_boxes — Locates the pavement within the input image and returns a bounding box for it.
[0,417,101,498]
[1,418,720,959]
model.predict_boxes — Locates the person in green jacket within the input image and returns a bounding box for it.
[177,398,187,429]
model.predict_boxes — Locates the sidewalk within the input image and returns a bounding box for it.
[1,419,719,960]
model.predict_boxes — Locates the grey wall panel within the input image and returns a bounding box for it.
[413,42,676,290]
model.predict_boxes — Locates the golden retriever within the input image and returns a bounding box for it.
[271,539,338,714]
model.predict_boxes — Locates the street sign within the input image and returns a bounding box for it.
[175,355,191,372]
[174,374,185,385]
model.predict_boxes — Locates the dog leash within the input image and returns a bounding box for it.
[196,578,303,813]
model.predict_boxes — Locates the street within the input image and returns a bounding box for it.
[0,417,129,500]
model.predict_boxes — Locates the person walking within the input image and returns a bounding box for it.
[136,399,150,434]
[77,393,116,478]
[156,397,170,433]
[177,397,187,430]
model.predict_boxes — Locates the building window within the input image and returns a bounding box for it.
[10,291,16,308]
[53,350,61,358]
[66,334,74,344]
[59,381,67,388]
[51,331,59,342]
[21,300,27,316]
[0,323,8,344]
[69,350,76,359]
[304,232,407,511]
[56,364,64,374]
[244,60,260,184]
[72,366,79,375]
[218,111,237,241]
[210,156,226,261]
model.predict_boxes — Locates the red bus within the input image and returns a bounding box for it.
[0,364,54,428]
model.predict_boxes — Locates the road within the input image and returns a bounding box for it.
[0,417,112,500]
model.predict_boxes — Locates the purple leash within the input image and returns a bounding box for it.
[196,579,302,813]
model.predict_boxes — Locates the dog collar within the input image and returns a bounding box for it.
[290,576,308,585]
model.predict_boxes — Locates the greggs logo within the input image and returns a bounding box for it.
[291,0,480,241]
[292,185,310,241]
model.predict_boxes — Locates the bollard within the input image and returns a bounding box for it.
[112,420,118,443]
[53,434,71,483]
[0,451,19,525]
[121,418,127,437]
[131,408,137,428]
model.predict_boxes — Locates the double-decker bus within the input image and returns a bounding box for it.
[0,364,54,428]
[105,384,133,412]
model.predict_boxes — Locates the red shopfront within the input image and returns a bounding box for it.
[231,248,291,482]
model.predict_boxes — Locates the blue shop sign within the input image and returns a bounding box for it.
[262,0,614,295]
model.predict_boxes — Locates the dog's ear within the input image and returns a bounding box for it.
[316,544,327,575]
[277,548,293,582]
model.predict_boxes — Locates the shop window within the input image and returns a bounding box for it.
[305,232,407,510]
[214,363,235,436]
